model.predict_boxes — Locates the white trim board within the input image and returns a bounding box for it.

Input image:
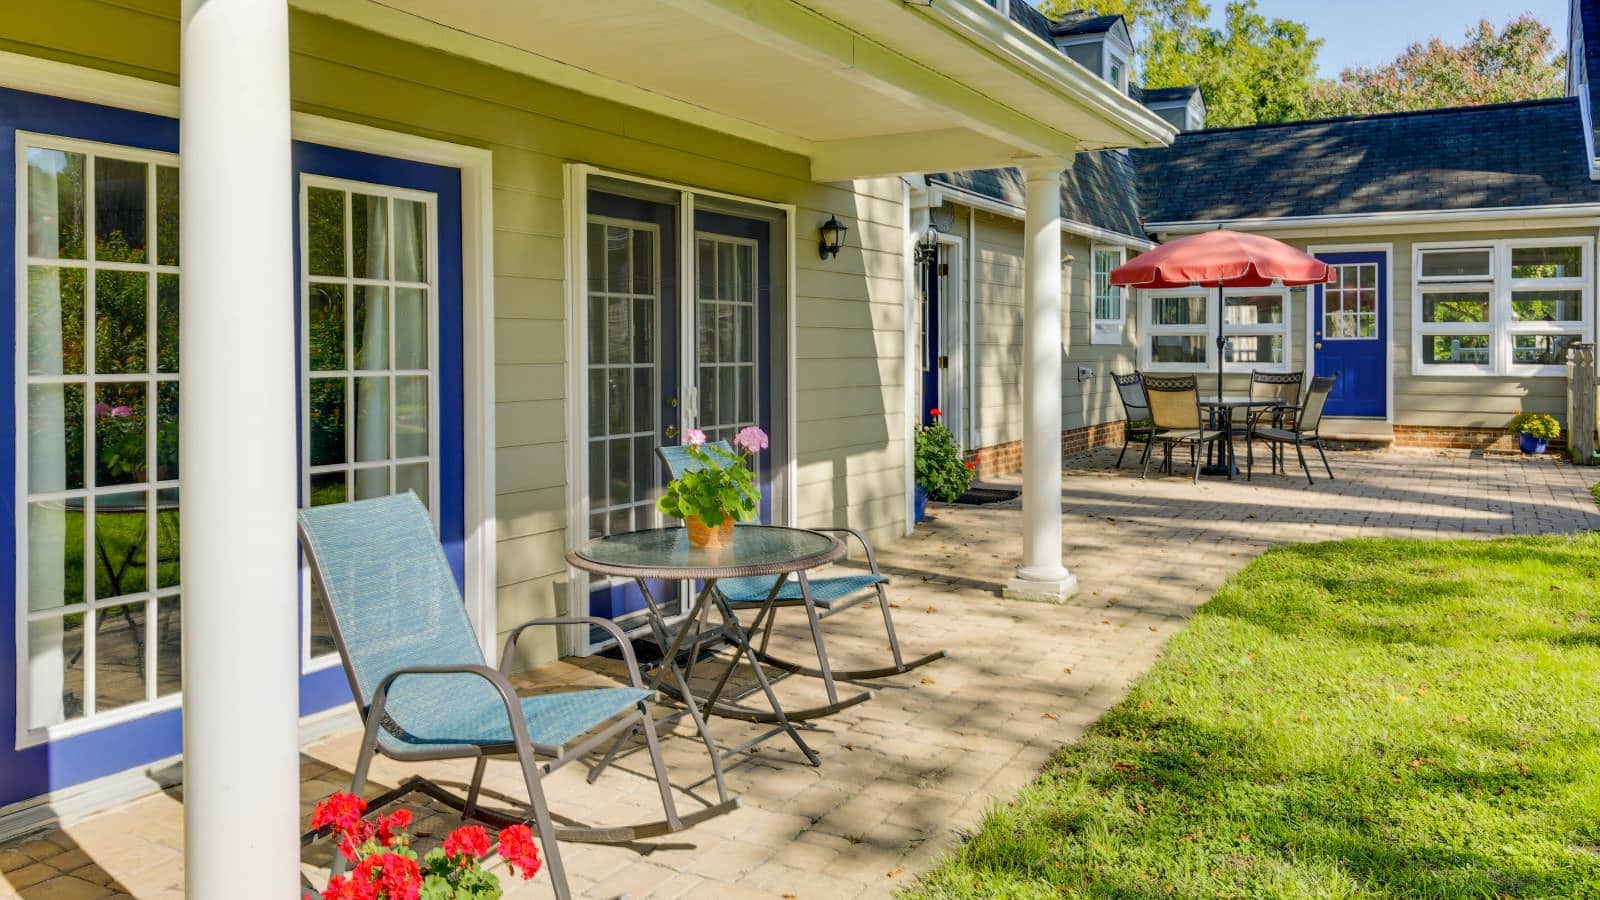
[1148,203,1600,237]
[0,52,501,692]
[1306,243,1396,425]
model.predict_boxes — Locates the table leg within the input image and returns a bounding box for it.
[703,588,820,766]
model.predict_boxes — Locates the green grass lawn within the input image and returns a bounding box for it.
[910,535,1600,898]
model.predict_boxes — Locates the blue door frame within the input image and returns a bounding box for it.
[1313,250,1389,419]
[0,85,464,809]
[920,248,941,426]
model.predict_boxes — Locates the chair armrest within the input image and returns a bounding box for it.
[501,617,646,688]
[367,663,531,748]
[809,527,880,574]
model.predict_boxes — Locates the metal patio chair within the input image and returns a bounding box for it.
[1247,374,1337,485]
[297,493,736,900]
[658,443,944,683]
[1140,373,1227,484]
[1112,371,1156,468]
[1246,369,1304,471]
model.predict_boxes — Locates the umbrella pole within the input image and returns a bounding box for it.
[1215,283,1226,401]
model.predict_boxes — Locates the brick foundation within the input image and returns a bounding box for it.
[965,420,1128,479]
[1391,425,1565,453]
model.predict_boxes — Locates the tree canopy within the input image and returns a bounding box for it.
[1035,3,1564,126]
[1305,14,1565,118]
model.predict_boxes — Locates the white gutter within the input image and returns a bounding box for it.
[1147,202,1600,235]
[915,0,1176,150]
[928,180,1153,249]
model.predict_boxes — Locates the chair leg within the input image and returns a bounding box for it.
[873,580,907,671]
[1116,433,1130,468]
[1316,440,1334,479]
[797,573,840,705]
[1192,442,1201,484]
[331,726,381,879]
[462,757,488,823]
[634,704,682,831]
[1295,441,1313,485]
[512,741,571,900]
[1141,441,1156,479]
[1246,434,1254,481]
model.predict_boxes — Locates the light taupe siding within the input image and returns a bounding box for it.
[18,1,911,667]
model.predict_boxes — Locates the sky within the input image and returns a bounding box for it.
[1205,0,1570,79]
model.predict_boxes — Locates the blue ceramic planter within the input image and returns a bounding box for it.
[913,484,929,523]
[1519,432,1549,455]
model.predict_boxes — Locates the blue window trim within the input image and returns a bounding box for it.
[0,85,465,809]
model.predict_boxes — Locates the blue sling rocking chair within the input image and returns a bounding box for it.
[297,494,737,900]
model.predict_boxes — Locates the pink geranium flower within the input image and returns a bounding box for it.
[110,406,133,418]
[683,428,707,448]
[94,402,112,417]
[732,426,769,455]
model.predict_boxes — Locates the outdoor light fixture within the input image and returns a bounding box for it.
[915,217,940,265]
[818,214,848,260]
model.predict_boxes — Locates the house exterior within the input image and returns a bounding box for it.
[922,0,1600,476]
[0,0,1177,889]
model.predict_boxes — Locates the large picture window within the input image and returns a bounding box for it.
[17,134,182,737]
[300,176,439,663]
[1413,239,1593,376]
[1139,286,1291,373]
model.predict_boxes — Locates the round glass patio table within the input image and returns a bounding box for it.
[569,525,843,581]
[567,525,857,796]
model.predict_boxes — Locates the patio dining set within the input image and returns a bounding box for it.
[296,449,946,899]
[1112,368,1339,485]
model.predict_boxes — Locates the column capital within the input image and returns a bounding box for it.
[1019,156,1070,182]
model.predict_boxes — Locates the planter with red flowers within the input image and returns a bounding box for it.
[914,409,974,521]
[308,792,543,899]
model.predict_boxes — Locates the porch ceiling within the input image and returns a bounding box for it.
[298,0,1175,181]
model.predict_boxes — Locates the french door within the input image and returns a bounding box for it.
[582,190,774,639]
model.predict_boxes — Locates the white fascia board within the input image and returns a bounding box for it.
[1147,203,1600,236]
[927,180,1152,248]
[919,0,1175,149]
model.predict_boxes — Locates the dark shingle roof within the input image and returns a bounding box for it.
[929,150,1146,240]
[1007,1,1055,43]
[1133,84,1200,105]
[1134,98,1600,223]
[1050,11,1122,36]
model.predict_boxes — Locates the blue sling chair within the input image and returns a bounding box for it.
[657,443,944,689]
[297,494,737,900]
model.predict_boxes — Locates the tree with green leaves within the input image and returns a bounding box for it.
[1306,14,1565,118]
[1037,0,1321,126]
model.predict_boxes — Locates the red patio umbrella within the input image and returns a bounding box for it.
[1110,228,1335,400]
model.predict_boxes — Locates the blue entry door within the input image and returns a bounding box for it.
[920,246,941,426]
[1313,251,1388,418]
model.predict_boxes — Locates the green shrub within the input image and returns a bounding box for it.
[914,412,975,502]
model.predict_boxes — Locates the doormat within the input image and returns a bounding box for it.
[953,486,1020,505]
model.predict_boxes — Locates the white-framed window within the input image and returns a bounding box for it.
[1090,245,1125,345]
[299,175,440,669]
[1106,52,1129,93]
[16,133,182,743]
[1412,238,1593,376]
[1139,286,1292,373]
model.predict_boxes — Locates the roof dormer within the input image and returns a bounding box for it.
[1049,12,1135,95]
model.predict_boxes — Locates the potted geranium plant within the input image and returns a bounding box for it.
[914,409,975,522]
[657,426,767,548]
[1508,411,1561,455]
[308,791,542,899]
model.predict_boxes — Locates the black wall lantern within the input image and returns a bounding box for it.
[818,214,848,260]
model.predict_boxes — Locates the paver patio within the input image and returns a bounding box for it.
[2,447,1596,899]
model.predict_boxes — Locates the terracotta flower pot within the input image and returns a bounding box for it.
[685,514,727,548]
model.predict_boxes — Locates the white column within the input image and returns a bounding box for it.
[179,1,299,896]
[1006,159,1078,603]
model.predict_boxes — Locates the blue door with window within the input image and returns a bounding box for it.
[1313,251,1387,418]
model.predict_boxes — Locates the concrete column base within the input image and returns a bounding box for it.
[1004,572,1079,604]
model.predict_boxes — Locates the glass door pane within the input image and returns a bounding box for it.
[695,235,759,444]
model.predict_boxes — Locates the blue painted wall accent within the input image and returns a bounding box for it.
[0,86,465,808]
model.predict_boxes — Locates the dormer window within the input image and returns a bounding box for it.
[1106,52,1129,93]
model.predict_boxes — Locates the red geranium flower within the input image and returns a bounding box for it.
[443,824,492,862]
[317,873,377,900]
[375,808,412,847]
[929,408,942,417]
[312,793,368,834]
[355,853,421,900]
[965,460,975,469]
[497,824,543,880]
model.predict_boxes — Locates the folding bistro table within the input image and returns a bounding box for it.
[1199,395,1284,478]
[567,525,872,800]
